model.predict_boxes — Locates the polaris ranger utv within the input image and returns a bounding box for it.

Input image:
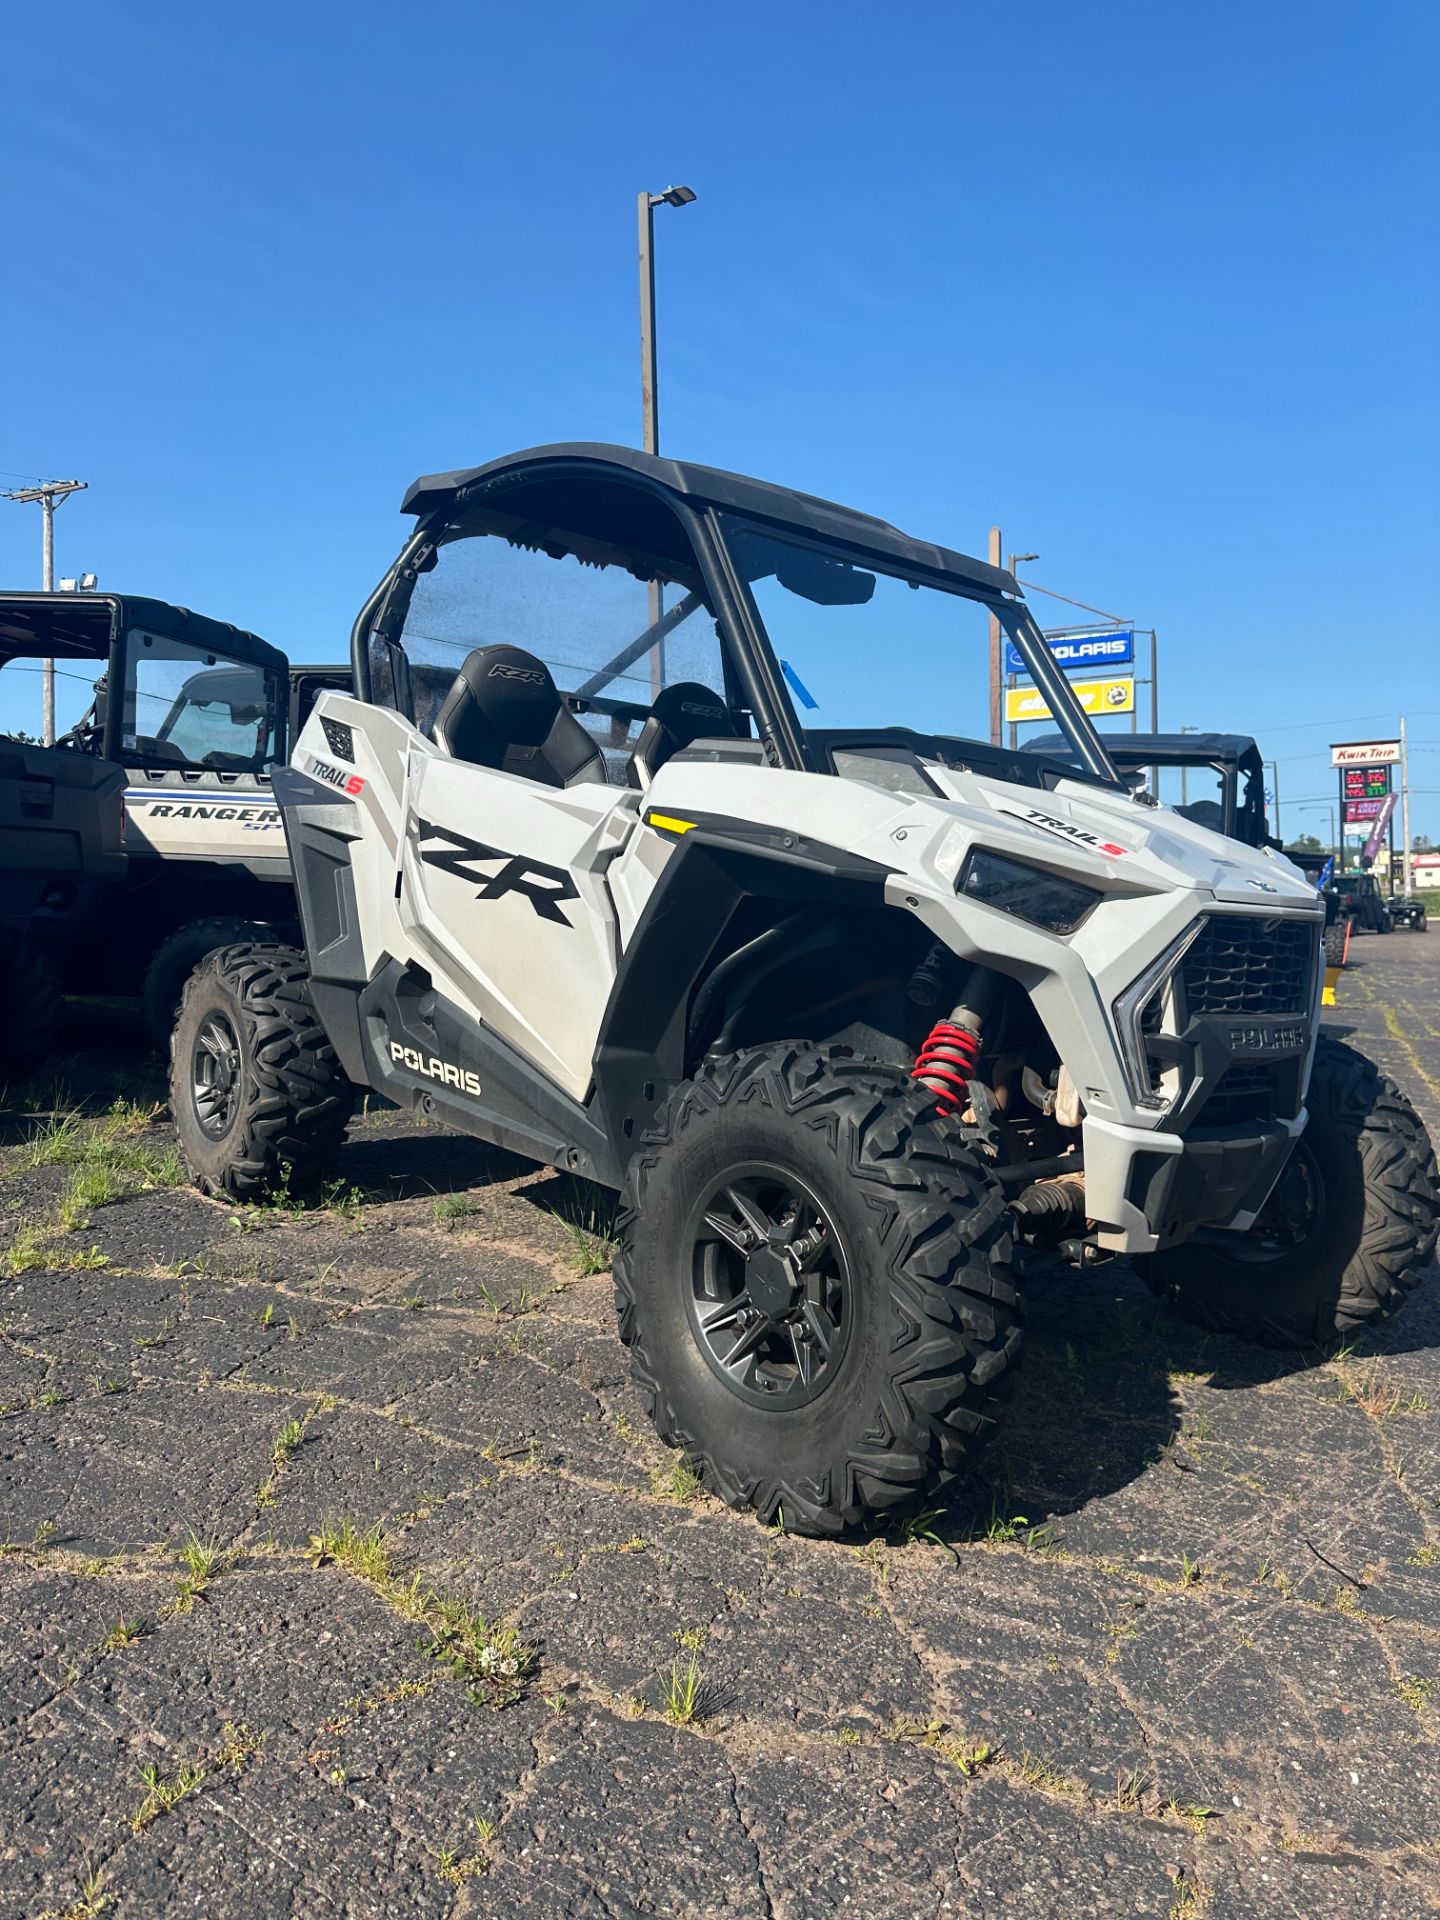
[0,592,350,1053]
[169,445,1438,1535]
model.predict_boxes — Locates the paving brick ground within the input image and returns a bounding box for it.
[1,931,1437,1919]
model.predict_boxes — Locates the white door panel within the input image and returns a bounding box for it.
[400,752,635,1099]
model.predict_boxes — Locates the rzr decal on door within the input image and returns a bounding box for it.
[416,818,580,926]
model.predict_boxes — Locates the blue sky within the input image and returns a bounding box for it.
[3,0,1436,840]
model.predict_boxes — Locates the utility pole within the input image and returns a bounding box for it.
[1400,715,1413,898]
[987,527,1003,744]
[3,478,88,744]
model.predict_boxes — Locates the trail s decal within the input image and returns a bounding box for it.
[387,1039,482,1095]
[306,754,366,797]
[1007,807,1128,859]
[416,819,579,925]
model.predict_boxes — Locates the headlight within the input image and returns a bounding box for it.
[957,849,1102,934]
[1112,922,1202,1114]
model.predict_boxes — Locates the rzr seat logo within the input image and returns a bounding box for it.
[488,663,547,686]
[416,818,579,925]
[1016,807,1128,859]
[387,1039,482,1095]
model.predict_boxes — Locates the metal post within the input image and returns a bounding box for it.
[41,497,55,742]
[1400,716,1413,898]
[1149,631,1158,730]
[987,527,1002,744]
[1266,759,1282,843]
[3,478,87,744]
[638,192,659,460]
[1178,722,1198,808]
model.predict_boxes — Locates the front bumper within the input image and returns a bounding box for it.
[1084,1109,1305,1254]
[1088,910,1321,1252]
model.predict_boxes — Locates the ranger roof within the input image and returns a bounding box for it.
[400,443,1016,600]
[0,593,285,675]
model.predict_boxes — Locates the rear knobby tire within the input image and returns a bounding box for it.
[170,943,355,1200]
[0,935,61,1084]
[1137,1036,1438,1347]
[1322,921,1347,969]
[143,915,283,1050]
[612,1043,1021,1536]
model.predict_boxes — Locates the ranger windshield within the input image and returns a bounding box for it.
[722,519,1122,787]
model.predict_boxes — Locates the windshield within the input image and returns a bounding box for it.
[723,520,1120,784]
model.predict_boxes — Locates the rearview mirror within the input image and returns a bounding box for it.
[769,550,876,607]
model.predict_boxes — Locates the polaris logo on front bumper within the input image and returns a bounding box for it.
[387,1040,481,1096]
[1228,1023,1306,1052]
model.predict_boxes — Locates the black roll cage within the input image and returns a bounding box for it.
[350,447,1121,789]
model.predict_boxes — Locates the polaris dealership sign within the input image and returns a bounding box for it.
[1005,629,1134,676]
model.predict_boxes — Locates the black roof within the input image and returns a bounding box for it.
[400,443,1016,599]
[0,593,285,674]
[1024,729,1262,770]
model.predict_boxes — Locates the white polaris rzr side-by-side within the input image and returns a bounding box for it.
[169,445,1438,1536]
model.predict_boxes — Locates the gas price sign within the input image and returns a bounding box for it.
[1342,766,1392,802]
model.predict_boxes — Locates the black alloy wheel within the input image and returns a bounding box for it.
[685,1166,852,1409]
[192,1011,242,1139]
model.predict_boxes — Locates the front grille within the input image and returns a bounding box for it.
[1199,1060,1280,1127]
[1180,916,1315,1017]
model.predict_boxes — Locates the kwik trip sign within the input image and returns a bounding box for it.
[1331,739,1400,767]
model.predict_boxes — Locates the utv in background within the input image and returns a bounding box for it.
[1025,731,1350,963]
[0,734,127,1081]
[1390,895,1428,931]
[0,591,350,1058]
[1330,870,1391,937]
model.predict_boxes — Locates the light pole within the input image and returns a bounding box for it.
[1299,803,1337,862]
[637,185,696,693]
[638,185,696,460]
[1178,722,1198,808]
[1005,553,1038,750]
[3,478,88,743]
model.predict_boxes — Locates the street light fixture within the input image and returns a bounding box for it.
[637,185,696,692]
[1298,803,1339,866]
[638,185,697,458]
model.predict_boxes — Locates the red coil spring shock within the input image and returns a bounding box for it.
[912,1020,982,1115]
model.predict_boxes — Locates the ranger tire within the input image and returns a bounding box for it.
[1322,921,1347,969]
[612,1043,1021,1536]
[0,936,61,1084]
[170,943,355,1200]
[1136,1036,1437,1346]
[143,916,283,1050]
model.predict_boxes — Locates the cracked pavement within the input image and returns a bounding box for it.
[1,931,1438,1918]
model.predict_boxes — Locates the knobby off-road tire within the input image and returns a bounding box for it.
[1137,1036,1438,1347]
[613,1043,1021,1537]
[1323,921,1348,969]
[143,915,282,1050]
[0,935,61,1084]
[170,943,355,1201]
